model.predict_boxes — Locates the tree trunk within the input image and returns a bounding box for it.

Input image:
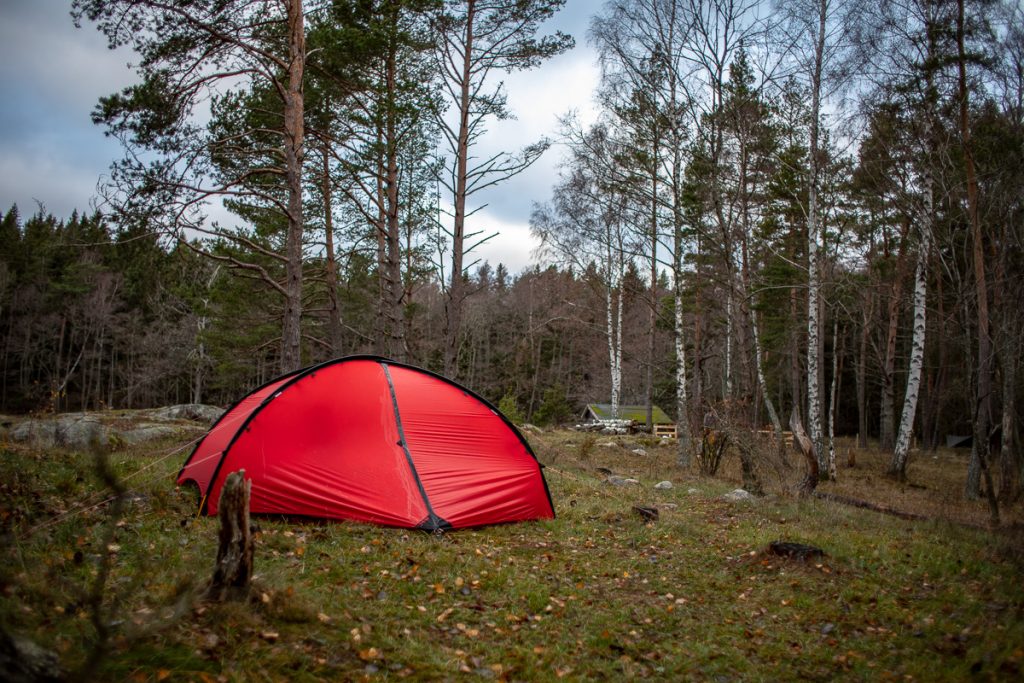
[443,1,476,379]
[890,188,932,480]
[999,327,1018,501]
[854,291,870,448]
[646,161,658,430]
[206,470,253,602]
[280,0,305,373]
[826,319,841,481]
[790,410,818,496]
[957,0,997,528]
[322,145,343,356]
[384,43,406,362]
[805,0,827,465]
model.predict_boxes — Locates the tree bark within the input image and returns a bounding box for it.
[880,220,911,451]
[280,0,306,373]
[443,0,476,379]
[805,0,827,465]
[206,470,254,602]
[790,410,818,496]
[321,144,343,356]
[856,295,871,448]
[890,180,932,480]
[957,0,997,528]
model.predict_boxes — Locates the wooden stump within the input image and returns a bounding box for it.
[789,412,818,496]
[206,470,253,602]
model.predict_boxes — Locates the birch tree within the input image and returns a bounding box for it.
[532,123,631,419]
[776,0,861,474]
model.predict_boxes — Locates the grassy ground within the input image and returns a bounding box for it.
[1,425,1022,681]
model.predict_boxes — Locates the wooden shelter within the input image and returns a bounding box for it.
[583,404,677,438]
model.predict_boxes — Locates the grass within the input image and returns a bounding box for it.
[1,423,1023,681]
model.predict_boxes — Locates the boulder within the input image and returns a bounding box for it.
[722,488,754,502]
[147,404,224,424]
[120,423,183,445]
[654,480,673,490]
[10,414,109,450]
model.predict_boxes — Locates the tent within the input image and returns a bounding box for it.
[177,356,554,531]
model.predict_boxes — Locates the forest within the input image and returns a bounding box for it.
[1,0,1022,506]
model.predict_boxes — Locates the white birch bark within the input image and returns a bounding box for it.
[827,318,839,481]
[890,187,932,478]
[750,304,782,435]
[806,0,827,466]
[725,285,734,398]
[605,224,625,420]
[674,276,690,464]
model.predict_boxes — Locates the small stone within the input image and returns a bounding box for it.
[654,480,672,490]
[658,503,678,510]
[686,488,700,495]
[722,489,754,502]
[598,441,617,448]
[631,448,648,456]
[606,476,640,486]
[821,623,835,635]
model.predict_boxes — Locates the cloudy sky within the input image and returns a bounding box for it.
[0,0,601,274]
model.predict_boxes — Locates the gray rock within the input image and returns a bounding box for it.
[606,476,640,486]
[119,423,182,445]
[0,630,62,683]
[147,404,224,423]
[686,488,700,495]
[658,503,679,510]
[654,480,673,490]
[519,423,543,433]
[10,414,110,450]
[722,488,754,502]
[597,441,617,448]
[631,448,648,456]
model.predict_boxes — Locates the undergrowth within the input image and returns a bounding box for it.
[0,429,1022,681]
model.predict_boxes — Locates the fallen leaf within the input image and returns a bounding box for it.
[359,647,381,661]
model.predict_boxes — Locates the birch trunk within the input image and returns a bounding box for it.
[890,187,932,480]
[725,285,734,398]
[826,318,840,481]
[605,231,624,420]
[805,0,827,462]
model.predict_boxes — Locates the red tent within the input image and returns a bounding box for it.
[177,356,554,530]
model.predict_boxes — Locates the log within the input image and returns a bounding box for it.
[206,470,253,602]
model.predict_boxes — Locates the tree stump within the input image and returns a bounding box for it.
[206,470,253,602]
[789,412,818,496]
[768,541,825,562]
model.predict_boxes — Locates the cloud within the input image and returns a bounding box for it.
[0,1,136,217]
[0,0,601,276]
[464,209,542,276]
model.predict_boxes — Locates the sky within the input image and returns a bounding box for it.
[0,0,601,274]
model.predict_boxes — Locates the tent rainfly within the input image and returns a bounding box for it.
[177,356,554,531]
